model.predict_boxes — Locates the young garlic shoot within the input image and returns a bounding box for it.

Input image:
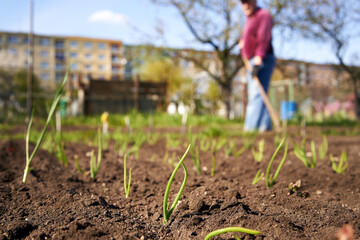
[163,144,190,225]
[224,140,236,158]
[123,154,132,198]
[251,139,264,162]
[23,66,69,183]
[194,146,202,174]
[55,111,67,166]
[210,138,226,176]
[125,115,131,134]
[266,137,288,188]
[204,227,261,240]
[188,129,201,174]
[180,111,188,136]
[294,138,317,168]
[252,169,264,185]
[90,128,102,179]
[74,154,85,176]
[330,151,348,174]
[319,135,328,160]
[200,137,210,152]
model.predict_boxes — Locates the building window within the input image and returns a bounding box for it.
[0,36,2,44]
[85,53,92,60]
[99,65,105,71]
[111,45,119,53]
[55,40,64,48]
[98,43,106,50]
[41,50,49,58]
[84,42,92,49]
[70,52,78,59]
[183,60,190,68]
[99,54,105,60]
[56,63,64,71]
[112,56,119,63]
[9,48,18,56]
[55,51,65,61]
[112,66,118,73]
[41,73,50,80]
[25,49,31,56]
[55,73,64,82]
[71,63,78,70]
[70,41,78,48]
[24,37,30,44]
[85,64,91,70]
[41,62,49,69]
[8,35,19,44]
[40,38,50,46]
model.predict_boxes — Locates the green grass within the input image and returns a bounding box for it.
[61,112,242,129]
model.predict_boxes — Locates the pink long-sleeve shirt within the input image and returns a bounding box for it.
[241,7,273,59]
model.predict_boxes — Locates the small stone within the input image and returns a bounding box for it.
[316,190,322,195]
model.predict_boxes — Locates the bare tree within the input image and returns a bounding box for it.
[278,0,360,118]
[150,0,245,117]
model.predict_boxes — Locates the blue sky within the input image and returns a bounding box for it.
[0,0,358,65]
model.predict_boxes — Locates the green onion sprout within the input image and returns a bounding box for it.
[266,137,288,188]
[123,154,132,198]
[204,226,261,240]
[163,144,190,225]
[22,65,70,183]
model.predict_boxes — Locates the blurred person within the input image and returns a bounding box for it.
[239,0,275,132]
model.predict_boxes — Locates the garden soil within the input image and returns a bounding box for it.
[0,126,359,239]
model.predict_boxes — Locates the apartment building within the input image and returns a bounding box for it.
[0,31,123,90]
[0,31,351,92]
[275,59,349,88]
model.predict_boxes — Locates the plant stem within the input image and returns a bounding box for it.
[163,144,190,225]
[204,227,261,240]
[124,154,132,198]
[22,66,69,183]
[266,137,288,188]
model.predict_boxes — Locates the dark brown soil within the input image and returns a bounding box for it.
[0,126,359,240]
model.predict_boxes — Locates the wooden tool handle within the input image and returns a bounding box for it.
[242,57,281,132]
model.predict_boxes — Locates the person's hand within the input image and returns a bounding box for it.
[252,55,263,77]
[252,65,261,77]
[253,55,263,65]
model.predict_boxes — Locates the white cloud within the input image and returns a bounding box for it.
[88,10,129,25]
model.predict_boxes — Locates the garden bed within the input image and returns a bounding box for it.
[0,126,359,239]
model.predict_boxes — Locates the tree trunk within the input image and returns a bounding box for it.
[222,85,232,119]
[355,93,360,120]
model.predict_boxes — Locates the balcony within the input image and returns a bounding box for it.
[55,54,65,61]
[55,41,65,49]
